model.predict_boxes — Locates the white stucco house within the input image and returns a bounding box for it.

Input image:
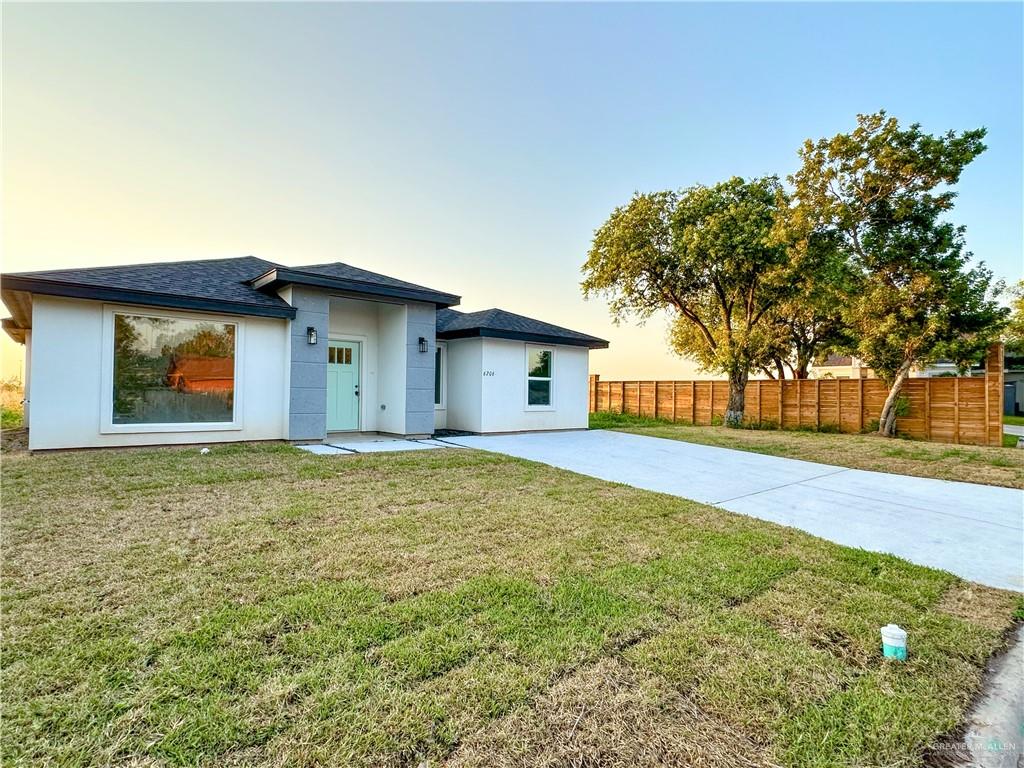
[1,256,607,451]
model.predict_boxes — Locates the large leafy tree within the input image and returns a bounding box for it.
[582,176,798,426]
[790,112,1006,436]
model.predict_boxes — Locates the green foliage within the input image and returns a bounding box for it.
[583,177,796,383]
[1006,279,1024,353]
[789,111,1006,387]
[2,406,22,430]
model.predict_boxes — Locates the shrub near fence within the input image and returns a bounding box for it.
[589,344,1005,447]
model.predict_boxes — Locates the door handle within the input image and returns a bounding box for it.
[354,385,360,397]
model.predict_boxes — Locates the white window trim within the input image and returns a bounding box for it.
[524,344,555,411]
[99,304,245,434]
[435,341,447,411]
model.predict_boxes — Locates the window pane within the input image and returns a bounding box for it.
[113,314,235,424]
[329,348,336,364]
[434,347,442,405]
[528,380,551,406]
[528,349,551,378]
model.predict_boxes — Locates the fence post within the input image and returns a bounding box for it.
[636,381,642,416]
[672,381,677,422]
[778,381,784,428]
[691,381,697,424]
[620,381,625,414]
[589,374,598,413]
[757,380,762,424]
[985,343,1004,446]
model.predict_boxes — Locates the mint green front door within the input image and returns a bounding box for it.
[327,341,360,431]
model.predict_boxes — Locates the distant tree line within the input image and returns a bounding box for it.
[582,112,1010,436]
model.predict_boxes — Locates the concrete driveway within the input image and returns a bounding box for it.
[444,430,1024,591]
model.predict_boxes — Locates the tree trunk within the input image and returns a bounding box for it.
[724,369,748,428]
[877,359,914,437]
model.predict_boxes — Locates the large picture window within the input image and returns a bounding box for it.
[526,347,553,407]
[112,313,236,425]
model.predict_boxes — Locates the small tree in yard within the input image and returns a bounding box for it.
[791,112,1007,436]
[582,176,797,427]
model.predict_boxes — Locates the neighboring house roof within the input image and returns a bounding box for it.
[437,307,609,349]
[1,255,462,340]
[819,354,853,367]
[165,355,235,393]
[250,262,460,308]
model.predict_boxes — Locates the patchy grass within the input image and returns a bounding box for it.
[1,405,22,430]
[2,443,1018,767]
[590,412,1024,488]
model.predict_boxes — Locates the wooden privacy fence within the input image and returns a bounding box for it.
[589,344,1005,447]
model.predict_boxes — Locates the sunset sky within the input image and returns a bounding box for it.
[2,2,1021,382]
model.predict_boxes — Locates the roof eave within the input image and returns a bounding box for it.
[0,275,297,319]
[437,327,609,349]
[255,267,461,308]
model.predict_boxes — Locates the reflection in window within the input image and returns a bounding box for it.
[113,314,235,424]
[527,348,553,406]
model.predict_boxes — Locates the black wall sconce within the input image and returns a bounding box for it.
[418,336,428,353]
[306,326,318,345]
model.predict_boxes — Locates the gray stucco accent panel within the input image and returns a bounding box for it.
[287,288,329,440]
[405,302,437,435]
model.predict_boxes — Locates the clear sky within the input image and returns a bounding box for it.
[2,2,1021,382]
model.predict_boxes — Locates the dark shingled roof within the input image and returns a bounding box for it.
[2,256,292,317]
[1,256,461,327]
[437,307,608,349]
[252,261,459,307]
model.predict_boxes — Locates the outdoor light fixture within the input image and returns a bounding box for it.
[418,336,428,353]
[306,326,317,345]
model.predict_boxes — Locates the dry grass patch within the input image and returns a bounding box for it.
[446,658,773,768]
[2,442,1018,767]
[591,412,1024,488]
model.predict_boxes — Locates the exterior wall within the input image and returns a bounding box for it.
[377,303,407,434]
[405,302,436,436]
[444,338,483,432]
[479,339,590,432]
[22,330,31,426]
[285,286,329,441]
[27,295,288,450]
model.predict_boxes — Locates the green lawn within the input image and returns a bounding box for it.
[1004,414,1024,427]
[2,443,1019,767]
[591,412,1024,489]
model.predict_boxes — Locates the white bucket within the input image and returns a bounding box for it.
[881,624,908,660]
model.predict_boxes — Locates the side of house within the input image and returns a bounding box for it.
[1,256,607,450]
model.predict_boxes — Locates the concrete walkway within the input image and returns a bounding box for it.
[445,430,1024,591]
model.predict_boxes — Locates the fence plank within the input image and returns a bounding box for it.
[954,377,960,445]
